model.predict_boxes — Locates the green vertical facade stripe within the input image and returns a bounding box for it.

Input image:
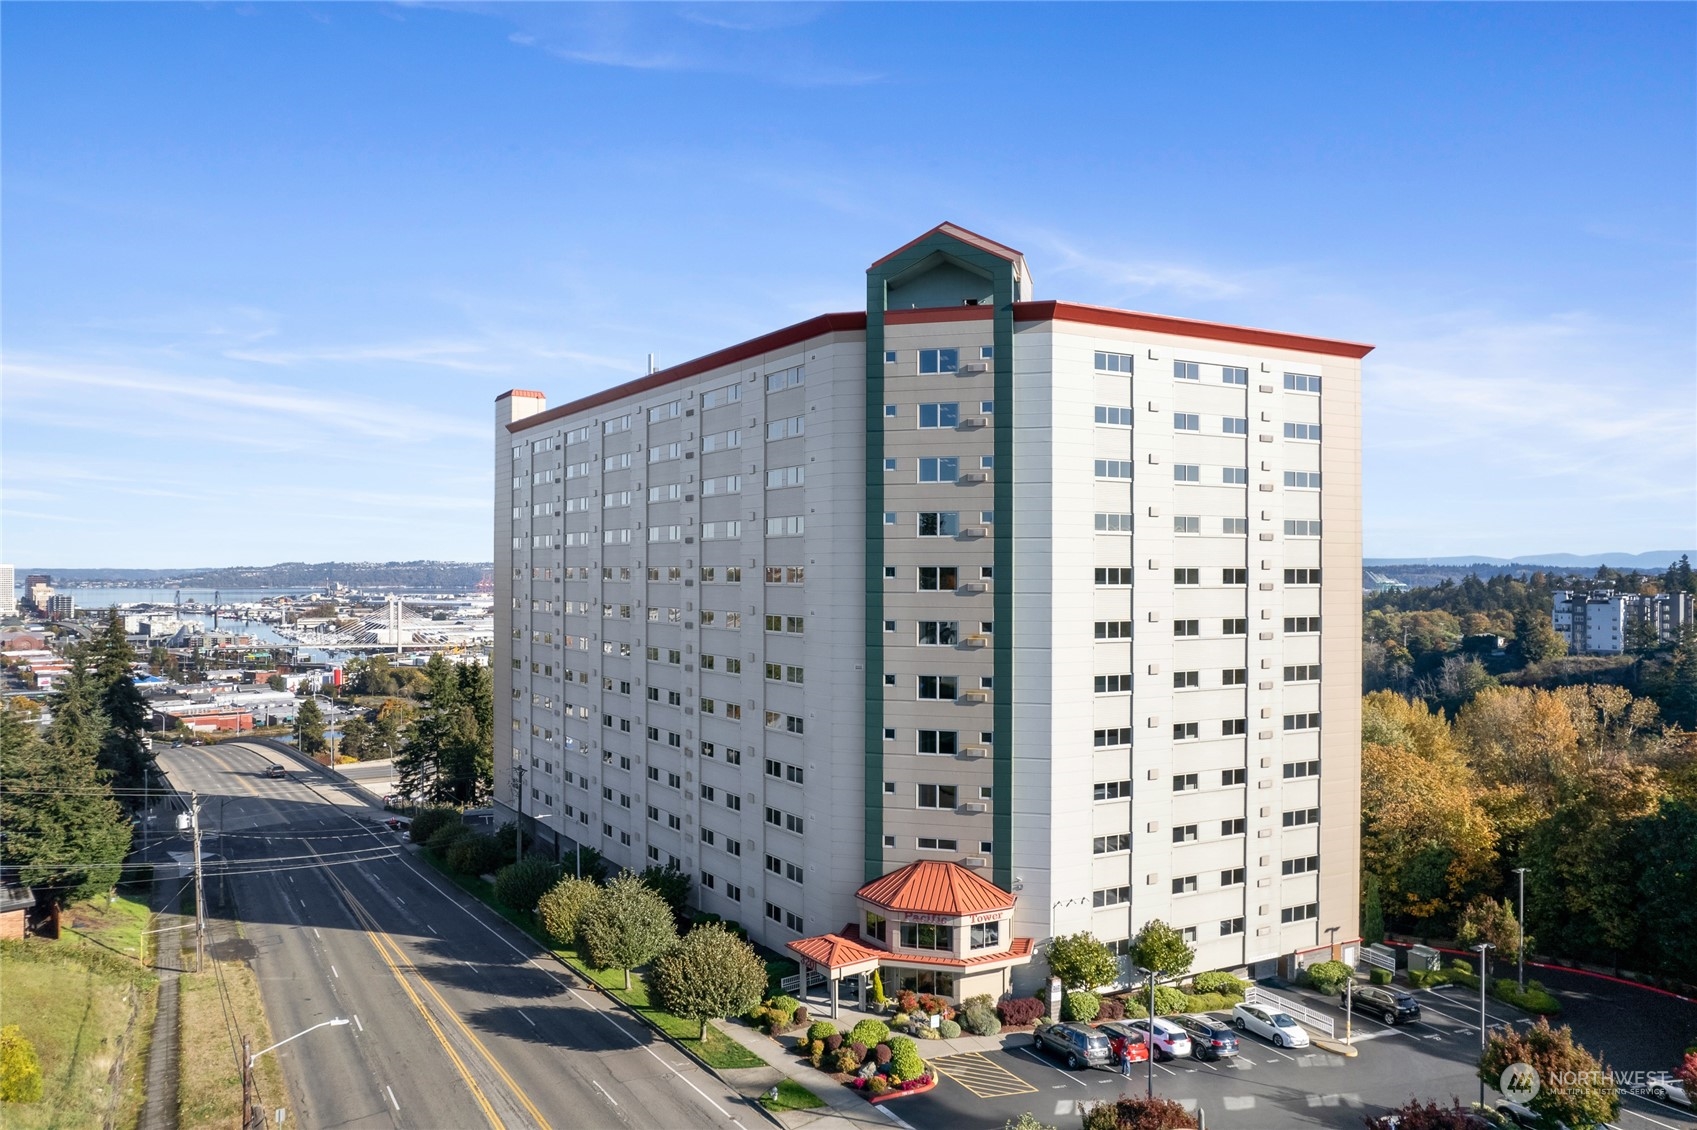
[864,233,1018,892]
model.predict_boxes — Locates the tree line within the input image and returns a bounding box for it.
[0,615,146,906]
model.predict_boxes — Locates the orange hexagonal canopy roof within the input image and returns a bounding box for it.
[856,860,1016,917]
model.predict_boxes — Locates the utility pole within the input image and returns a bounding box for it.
[1475,942,1493,1108]
[241,1035,257,1130]
[512,763,527,864]
[190,793,205,973]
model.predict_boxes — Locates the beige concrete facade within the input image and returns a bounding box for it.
[495,227,1367,993]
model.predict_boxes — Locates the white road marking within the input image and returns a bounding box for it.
[874,1101,919,1130]
[330,965,338,978]
[313,928,320,939]
[590,1080,618,1106]
[385,1085,400,1111]
[353,1014,363,1032]
[1615,1097,1689,1129]
[1017,1045,1090,1085]
[518,1010,535,1026]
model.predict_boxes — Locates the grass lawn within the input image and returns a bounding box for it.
[417,850,768,1071]
[61,890,154,966]
[0,894,159,1130]
[761,1078,826,1112]
[177,954,290,1130]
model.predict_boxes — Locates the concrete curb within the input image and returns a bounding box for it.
[1311,1037,1359,1058]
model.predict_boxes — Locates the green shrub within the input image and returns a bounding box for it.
[408,807,461,845]
[809,1040,825,1068]
[849,1018,890,1047]
[961,1004,1001,1037]
[1450,969,1481,991]
[1370,967,1393,986]
[0,1025,43,1104]
[888,1037,926,1083]
[870,968,887,1008]
[833,1046,861,1073]
[1181,992,1237,1013]
[1449,958,1473,976]
[806,1021,837,1045]
[427,821,473,852]
[765,994,801,1029]
[447,833,505,876]
[939,1019,961,1039]
[1153,985,1188,1015]
[1061,990,1100,1022]
[1304,960,1354,994]
[1492,978,1561,1014]
[493,857,563,914]
[1191,971,1247,997]
[536,876,600,947]
[867,1075,890,1096]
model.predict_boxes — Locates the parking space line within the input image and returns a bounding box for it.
[929,1052,1039,1099]
[1016,1045,1091,1086]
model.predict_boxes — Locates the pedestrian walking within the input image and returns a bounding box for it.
[1120,1039,1134,1077]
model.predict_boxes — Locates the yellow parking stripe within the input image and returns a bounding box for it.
[929,1052,1039,1099]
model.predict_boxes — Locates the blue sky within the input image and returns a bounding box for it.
[4,2,1693,568]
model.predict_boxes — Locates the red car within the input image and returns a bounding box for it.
[1100,1023,1151,1065]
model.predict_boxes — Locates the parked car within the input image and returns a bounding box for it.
[1495,1101,1570,1129]
[1170,1013,1239,1060]
[1646,1074,1693,1109]
[1096,1023,1151,1066]
[1124,1017,1192,1060]
[1349,984,1421,1025]
[1231,1003,1312,1048]
[1032,1022,1114,1070]
[261,764,286,779]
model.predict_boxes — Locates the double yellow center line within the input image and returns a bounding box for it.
[307,846,553,1130]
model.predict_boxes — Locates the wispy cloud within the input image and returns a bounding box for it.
[223,339,508,373]
[1021,230,1251,303]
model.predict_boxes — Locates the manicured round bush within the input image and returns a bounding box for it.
[765,995,801,1029]
[1192,971,1248,997]
[996,995,1047,1026]
[833,1046,861,1074]
[1304,960,1354,994]
[888,1037,925,1083]
[537,877,601,947]
[874,1042,892,1065]
[1152,986,1188,1016]
[806,1021,837,1045]
[824,1033,843,1053]
[1062,990,1101,1022]
[849,1018,890,1047]
[1370,967,1393,986]
[867,1075,890,1096]
[1096,996,1126,1021]
[939,1019,961,1039]
[850,1040,867,1062]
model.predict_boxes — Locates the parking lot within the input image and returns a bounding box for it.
[893,970,1697,1130]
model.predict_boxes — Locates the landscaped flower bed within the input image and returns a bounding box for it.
[789,1019,934,1102]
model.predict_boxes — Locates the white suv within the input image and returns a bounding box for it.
[1128,1017,1192,1060]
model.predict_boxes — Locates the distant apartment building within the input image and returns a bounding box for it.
[22,574,52,613]
[1553,589,1694,655]
[493,224,1370,996]
[0,565,15,617]
[44,593,76,620]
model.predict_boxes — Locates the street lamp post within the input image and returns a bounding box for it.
[1136,967,1159,1100]
[1475,942,1494,1108]
[512,763,528,864]
[245,1018,348,1130]
[1513,867,1529,992]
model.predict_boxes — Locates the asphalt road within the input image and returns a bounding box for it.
[154,741,763,1130]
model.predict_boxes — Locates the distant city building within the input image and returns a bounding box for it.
[0,565,15,617]
[493,223,1371,992]
[22,574,52,613]
[1552,590,1694,655]
[44,593,75,619]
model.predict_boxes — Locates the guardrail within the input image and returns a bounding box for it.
[1245,984,1335,1039]
[1359,946,1397,974]
[781,967,829,995]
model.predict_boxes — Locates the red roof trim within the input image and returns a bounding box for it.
[1014,300,1375,359]
[507,312,867,433]
[885,306,996,325]
[496,389,546,401]
[875,937,1036,969]
[869,222,1025,270]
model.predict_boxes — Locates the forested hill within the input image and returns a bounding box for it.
[34,561,493,591]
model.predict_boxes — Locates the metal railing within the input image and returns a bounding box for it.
[1244,984,1335,1039]
[1358,946,1397,975]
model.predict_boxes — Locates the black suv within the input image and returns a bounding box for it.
[1349,984,1420,1025]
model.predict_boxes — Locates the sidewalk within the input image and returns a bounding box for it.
[709,1016,1037,1129]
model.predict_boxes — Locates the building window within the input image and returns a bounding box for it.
[917,675,957,700]
[1173,412,1200,431]
[919,402,959,428]
[1222,618,1248,635]
[1222,518,1248,534]
[1093,727,1133,747]
[970,921,1001,950]
[1220,917,1245,936]
[1094,674,1133,694]
[1281,903,1319,924]
[1222,366,1248,385]
[919,348,959,374]
[1174,567,1200,585]
[1095,405,1134,426]
[1222,568,1248,585]
[918,512,960,536]
[1282,807,1321,827]
[917,621,959,645]
[1222,466,1248,485]
[1284,422,1321,441]
[1093,780,1132,801]
[1093,834,1131,854]
[1173,670,1199,689]
[1173,463,1201,483]
[901,922,954,950]
[1095,351,1134,373]
[1172,875,1198,894]
[1284,373,1321,393]
[1173,360,1200,381]
[1095,568,1133,586]
[766,364,804,392]
[919,457,959,482]
[1093,886,1131,908]
[1222,719,1247,736]
[1283,712,1321,732]
[1173,516,1200,534]
[1172,773,1199,791]
[1221,818,1246,836]
[1284,470,1322,489]
[917,729,958,755]
[1284,568,1321,585]
[1285,519,1322,537]
[1095,513,1134,532]
[1285,616,1321,633]
[1283,855,1321,876]
[1172,722,1199,740]
[1095,620,1133,639]
[916,836,957,851]
[884,351,898,364]
[916,784,958,809]
[1095,459,1134,479]
[1173,619,1200,637]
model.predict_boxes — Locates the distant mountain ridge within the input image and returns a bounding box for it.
[22,561,494,590]
[1366,550,1693,569]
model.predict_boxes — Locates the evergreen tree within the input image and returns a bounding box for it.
[297,698,327,755]
[47,649,110,768]
[0,707,133,903]
[91,613,150,792]
[396,656,493,805]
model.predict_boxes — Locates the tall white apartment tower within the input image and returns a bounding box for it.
[496,225,1370,1000]
[0,565,15,617]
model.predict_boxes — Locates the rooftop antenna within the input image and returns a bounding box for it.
[647,353,657,375]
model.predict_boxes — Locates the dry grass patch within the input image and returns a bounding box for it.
[177,955,290,1130]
